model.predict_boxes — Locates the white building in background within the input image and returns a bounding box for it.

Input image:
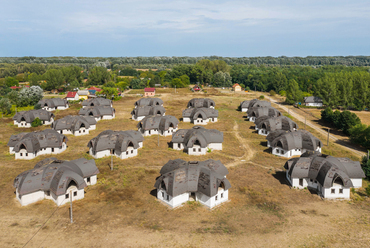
[13,157,99,206]
[38,98,69,111]
[7,129,68,160]
[12,109,55,128]
[304,96,323,107]
[137,115,179,137]
[284,151,365,199]
[182,107,218,125]
[88,130,144,159]
[266,130,322,158]
[154,159,231,209]
[240,99,271,112]
[79,105,115,121]
[51,115,97,136]
[171,126,223,155]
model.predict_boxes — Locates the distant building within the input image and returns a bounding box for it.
[138,115,179,136]
[284,151,365,199]
[240,99,271,112]
[192,85,201,92]
[7,129,68,160]
[134,98,163,108]
[66,91,79,101]
[144,87,155,97]
[154,159,231,209]
[304,96,323,107]
[232,83,241,91]
[13,157,99,206]
[82,98,113,108]
[247,107,281,122]
[131,106,166,121]
[13,109,55,128]
[77,90,89,100]
[255,116,298,136]
[87,86,102,92]
[51,115,97,136]
[88,130,144,159]
[187,98,215,109]
[38,98,69,111]
[266,130,322,158]
[171,126,223,155]
[79,106,115,121]
[182,108,218,125]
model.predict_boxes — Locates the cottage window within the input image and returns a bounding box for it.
[299,179,303,186]
[20,153,22,157]
[221,193,224,198]
[126,151,129,155]
[45,191,50,196]
[280,150,284,155]
[26,153,28,156]
[65,193,69,199]
[51,148,54,152]
[193,148,196,152]
[166,195,169,201]
[74,191,77,197]
[310,179,313,182]
[131,150,133,154]
[215,195,218,201]
[87,177,90,183]
[339,189,343,194]
[198,148,201,152]
[331,189,335,194]
[162,192,164,198]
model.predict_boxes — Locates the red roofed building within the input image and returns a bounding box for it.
[87,86,102,92]
[232,83,241,92]
[10,86,21,90]
[66,91,79,101]
[144,87,155,97]
[193,85,201,92]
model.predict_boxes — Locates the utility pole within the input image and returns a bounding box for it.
[69,190,73,224]
[111,152,113,171]
[327,128,330,147]
[158,133,159,147]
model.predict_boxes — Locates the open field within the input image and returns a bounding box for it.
[0,89,370,247]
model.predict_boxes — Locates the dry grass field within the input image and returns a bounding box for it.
[0,89,370,247]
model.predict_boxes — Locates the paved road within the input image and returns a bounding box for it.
[266,96,366,158]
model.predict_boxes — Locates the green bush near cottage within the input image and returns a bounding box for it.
[31,117,42,127]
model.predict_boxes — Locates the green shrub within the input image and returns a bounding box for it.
[259,95,265,100]
[34,103,41,110]
[269,90,276,96]
[366,185,370,196]
[31,117,43,127]
[361,156,370,179]
[279,90,286,96]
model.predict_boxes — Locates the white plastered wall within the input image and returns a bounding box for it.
[157,189,189,208]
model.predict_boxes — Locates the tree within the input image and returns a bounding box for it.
[17,86,43,107]
[171,78,184,88]
[104,81,116,88]
[285,79,302,104]
[213,71,225,87]
[88,66,110,85]
[98,87,118,99]
[130,79,145,89]
[179,75,190,86]
[0,98,12,115]
[5,77,19,87]
[117,81,129,91]
[31,117,43,127]
[28,73,40,86]
[337,110,361,135]
[43,69,64,90]
[361,155,370,179]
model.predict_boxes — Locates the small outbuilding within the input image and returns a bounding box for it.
[266,130,322,158]
[66,91,79,101]
[134,98,163,108]
[13,157,99,206]
[182,108,218,125]
[77,90,89,100]
[79,106,115,121]
[187,98,215,109]
[82,97,112,108]
[88,130,144,159]
[154,159,231,209]
[138,115,179,136]
[38,98,69,111]
[240,99,271,112]
[144,87,155,97]
[171,126,223,155]
[131,106,166,121]
[247,106,281,122]
[232,83,241,91]
[284,151,365,199]
[13,109,55,128]
[304,96,323,107]
[255,116,298,136]
[7,129,68,160]
[51,115,97,136]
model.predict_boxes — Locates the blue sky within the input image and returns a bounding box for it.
[0,0,369,57]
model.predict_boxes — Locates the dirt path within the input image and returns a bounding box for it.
[225,121,256,168]
[266,96,365,158]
